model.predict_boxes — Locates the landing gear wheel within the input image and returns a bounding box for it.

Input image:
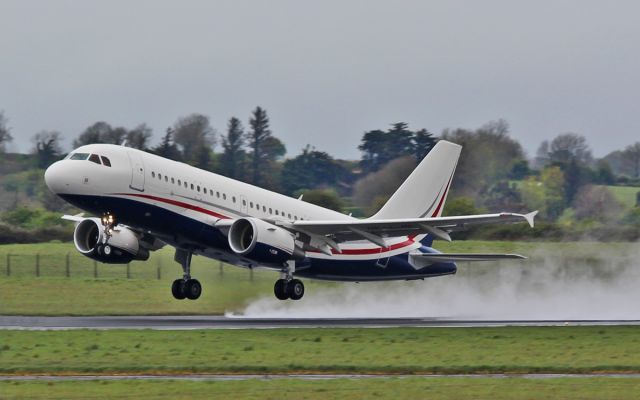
[184,279,202,300]
[274,279,289,300]
[287,279,305,300]
[171,279,186,300]
[103,244,112,256]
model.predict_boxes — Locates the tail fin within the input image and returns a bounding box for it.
[370,140,461,220]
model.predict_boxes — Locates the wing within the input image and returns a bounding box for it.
[276,211,537,254]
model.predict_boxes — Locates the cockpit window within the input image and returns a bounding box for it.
[88,154,101,164]
[69,153,90,160]
[100,156,111,167]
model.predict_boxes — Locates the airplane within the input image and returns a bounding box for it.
[44,140,537,301]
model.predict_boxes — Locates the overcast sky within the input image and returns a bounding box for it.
[1,0,639,159]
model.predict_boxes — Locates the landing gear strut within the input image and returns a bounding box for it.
[171,249,202,300]
[274,261,305,301]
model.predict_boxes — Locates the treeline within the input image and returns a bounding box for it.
[2,108,640,241]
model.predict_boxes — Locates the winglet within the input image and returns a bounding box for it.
[524,211,538,228]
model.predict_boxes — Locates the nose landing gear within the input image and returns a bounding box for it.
[171,249,202,300]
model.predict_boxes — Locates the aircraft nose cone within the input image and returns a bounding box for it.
[44,161,66,193]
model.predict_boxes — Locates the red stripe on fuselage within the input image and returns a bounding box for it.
[111,192,231,220]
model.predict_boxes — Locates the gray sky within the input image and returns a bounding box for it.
[1,0,639,159]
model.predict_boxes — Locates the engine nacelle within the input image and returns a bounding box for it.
[73,218,149,264]
[228,218,304,265]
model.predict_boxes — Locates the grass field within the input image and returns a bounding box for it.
[2,377,639,400]
[601,185,640,209]
[0,241,636,316]
[1,327,639,375]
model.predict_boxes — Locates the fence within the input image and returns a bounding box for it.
[0,252,256,281]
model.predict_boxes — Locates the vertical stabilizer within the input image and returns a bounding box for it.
[370,140,461,220]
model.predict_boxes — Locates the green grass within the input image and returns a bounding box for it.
[1,327,640,375]
[0,241,635,315]
[2,377,639,399]
[601,185,640,209]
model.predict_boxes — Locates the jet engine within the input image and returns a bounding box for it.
[73,218,150,264]
[228,218,304,265]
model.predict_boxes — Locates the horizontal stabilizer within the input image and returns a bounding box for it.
[411,253,527,263]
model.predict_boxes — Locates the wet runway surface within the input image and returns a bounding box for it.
[1,315,640,330]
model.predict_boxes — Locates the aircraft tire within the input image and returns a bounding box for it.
[274,279,289,300]
[288,279,305,301]
[171,279,186,300]
[184,279,202,300]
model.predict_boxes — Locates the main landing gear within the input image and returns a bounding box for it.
[171,249,202,300]
[274,261,305,301]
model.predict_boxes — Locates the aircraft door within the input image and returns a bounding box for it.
[126,150,145,192]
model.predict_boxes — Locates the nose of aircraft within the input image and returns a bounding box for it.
[44,161,67,194]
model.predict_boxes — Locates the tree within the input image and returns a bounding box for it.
[246,107,285,187]
[297,189,344,212]
[73,121,112,148]
[219,117,246,180]
[548,133,593,165]
[414,128,437,160]
[621,142,640,178]
[358,122,420,173]
[152,128,181,161]
[172,114,215,167]
[281,146,348,195]
[440,120,524,198]
[352,156,417,216]
[126,124,153,150]
[31,131,63,168]
[573,185,622,222]
[0,110,12,152]
[520,166,565,220]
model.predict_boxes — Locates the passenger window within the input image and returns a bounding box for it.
[88,154,101,165]
[171,178,175,184]
[288,213,291,219]
[216,192,220,198]
[100,156,111,167]
[184,182,187,188]
[232,196,236,203]
[158,173,162,180]
[152,172,156,178]
[197,186,200,192]
[275,210,279,216]
[242,199,246,206]
[190,184,194,190]
[178,179,181,185]
[263,206,266,212]
[269,208,272,214]
[165,176,168,182]
[209,189,213,195]
[70,153,90,160]
[223,194,227,200]
[294,216,298,220]
[250,202,253,208]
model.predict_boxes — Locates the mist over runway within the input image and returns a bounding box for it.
[239,248,640,320]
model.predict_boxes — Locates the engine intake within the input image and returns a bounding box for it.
[73,218,149,264]
[228,218,303,265]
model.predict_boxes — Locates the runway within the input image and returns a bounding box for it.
[1,315,640,330]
